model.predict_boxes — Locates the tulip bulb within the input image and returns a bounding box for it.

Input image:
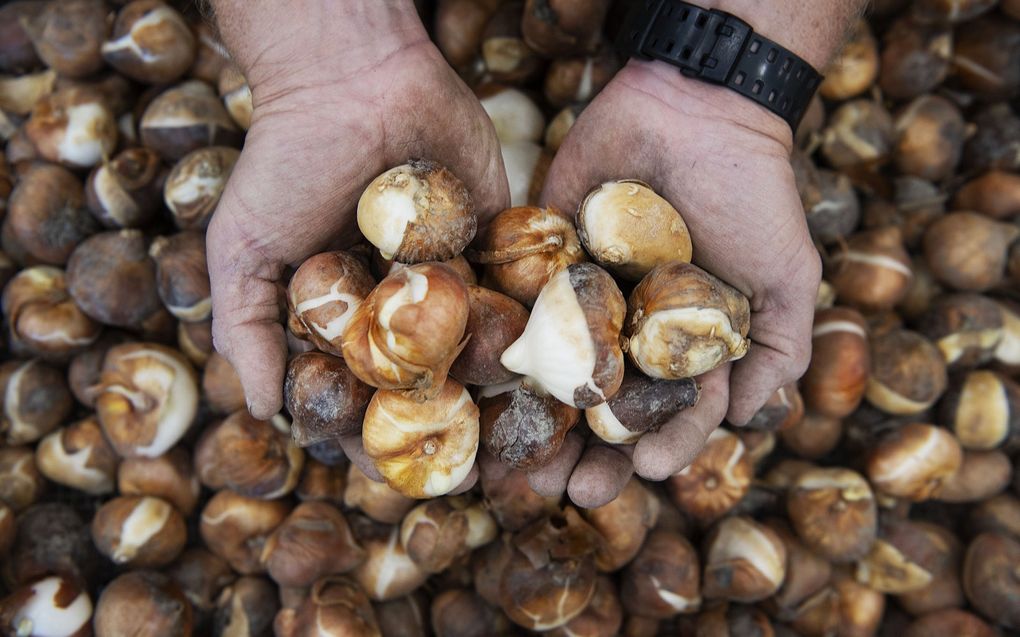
[342,262,469,401]
[357,160,476,263]
[500,262,625,408]
[625,262,750,379]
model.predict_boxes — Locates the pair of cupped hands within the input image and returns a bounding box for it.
[206,17,821,508]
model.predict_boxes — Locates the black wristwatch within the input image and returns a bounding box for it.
[616,0,823,131]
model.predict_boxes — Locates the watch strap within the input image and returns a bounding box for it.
[616,0,823,130]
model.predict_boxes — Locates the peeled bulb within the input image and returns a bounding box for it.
[576,180,693,281]
[500,262,625,408]
[341,262,469,401]
[625,262,751,379]
[479,86,544,144]
[361,379,479,498]
[357,160,476,263]
[501,141,547,207]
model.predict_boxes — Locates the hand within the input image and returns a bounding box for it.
[207,4,509,422]
[530,60,821,507]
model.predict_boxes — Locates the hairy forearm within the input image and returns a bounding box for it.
[209,0,428,89]
[703,0,869,69]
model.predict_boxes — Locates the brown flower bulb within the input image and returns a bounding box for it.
[473,205,587,307]
[342,262,469,401]
[357,160,476,263]
[287,250,375,357]
[625,262,750,380]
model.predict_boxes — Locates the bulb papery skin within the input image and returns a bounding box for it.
[499,263,625,408]
[625,262,751,379]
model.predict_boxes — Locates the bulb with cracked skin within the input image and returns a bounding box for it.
[287,251,375,357]
[260,501,365,588]
[0,359,73,446]
[163,145,240,230]
[2,266,101,360]
[786,467,877,563]
[200,490,291,574]
[194,411,305,500]
[500,262,625,408]
[667,428,752,523]
[702,516,787,603]
[94,342,199,459]
[140,80,242,161]
[582,478,660,573]
[357,160,476,264]
[499,508,601,631]
[399,497,497,573]
[820,99,894,169]
[85,147,165,229]
[102,0,195,84]
[25,85,117,169]
[472,205,587,307]
[35,416,118,496]
[274,575,381,637]
[362,379,479,499]
[342,262,469,402]
[149,231,211,322]
[866,329,947,415]
[90,495,186,568]
[920,293,1004,368]
[0,575,93,637]
[218,63,252,130]
[353,525,429,602]
[479,381,580,470]
[855,518,944,595]
[576,179,693,282]
[938,369,1020,450]
[620,529,701,619]
[585,370,699,444]
[212,576,277,637]
[866,423,962,501]
[625,261,750,380]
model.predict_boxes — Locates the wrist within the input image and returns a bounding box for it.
[211,0,429,94]
[615,59,793,152]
